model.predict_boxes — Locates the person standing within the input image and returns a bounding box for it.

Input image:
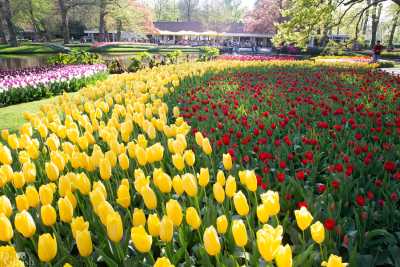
[371,40,383,63]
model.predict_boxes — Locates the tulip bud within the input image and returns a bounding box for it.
[71,217,89,239]
[275,245,292,267]
[225,175,237,197]
[39,184,54,205]
[14,210,36,238]
[257,204,269,224]
[185,207,201,230]
[310,221,325,244]
[213,183,225,203]
[107,211,123,242]
[45,162,59,181]
[38,233,57,262]
[118,153,130,170]
[183,150,195,166]
[182,173,198,197]
[156,171,172,193]
[216,215,228,234]
[117,184,131,208]
[12,172,25,189]
[245,170,257,192]
[76,229,93,257]
[233,191,249,216]
[172,175,184,195]
[261,190,280,216]
[16,194,29,212]
[0,145,12,165]
[0,195,12,217]
[172,153,185,171]
[0,214,13,241]
[141,185,157,210]
[132,208,146,226]
[197,168,209,187]
[294,207,313,231]
[131,225,152,253]
[154,257,174,267]
[195,132,203,146]
[58,175,72,197]
[22,161,36,183]
[321,254,348,267]
[232,220,247,247]
[97,201,114,225]
[160,216,173,242]
[203,226,220,256]
[8,134,19,150]
[166,199,182,226]
[41,204,57,226]
[216,170,225,185]
[99,158,112,180]
[58,197,73,223]
[135,146,147,166]
[147,213,160,237]
[222,153,232,170]
[202,138,212,155]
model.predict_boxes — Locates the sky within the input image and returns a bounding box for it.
[241,0,256,8]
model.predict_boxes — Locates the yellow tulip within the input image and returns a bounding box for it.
[261,190,280,216]
[321,254,348,267]
[97,201,114,225]
[183,150,195,166]
[118,153,130,170]
[58,197,74,223]
[173,106,180,117]
[58,175,72,197]
[8,134,19,150]
[216,170,225,185]
[0,214,13,241]
[201,138,212,155]
[222,153,232,170]
[213,182,225,203]
[275,244,293,267]
[131,225,152,253]
[89,189,106,212]
[154,256,175,267]
[22,161,36,183]
[41,204,57,226]
[141,185,157,210]
[15,194,29,212]
[294,207,313,231]
[195,132,203,146]
[117,184,131,208]
[39,184,54,205]
[233,191,249,216]
[25,185,40,208]
[76,229,93,257]
[232,220,247,247]
[0,145,12,165]
[147,213,161,237]
[310,221,325,244]
[216,215,228,234]
[155,171,172,193]
[66,191,77,210]
[225,175,237,197]
[50,151,65,172]
[99,158,112,180]
[172,175,184,195]
[182,173,198,197]
[0,196,12,217]
[46,134,60,151]
[132,208,146,226]
[38,233,57,262]
[245,170,257,192]
[14,210,36,238]
[257,204,270,224]
[256,225,282,262]
[160,216,174,242]
[185,207,201,230]
[166,199,183,226]
[71,217,89,239]
[172,153,185,171]
[203,226,220,256]
[107,211,123,242]
[12,172,25,189]
[45,162,59,181]
[1,129,9,140]
[92,180,107,199]
[135,146,147,166]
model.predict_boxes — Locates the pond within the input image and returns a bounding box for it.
[0,52,200,70]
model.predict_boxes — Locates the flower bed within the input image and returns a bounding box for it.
[313,56,371,63]
[217,55,297,61]
[0,61,395,266]
[0,64,107,107]
[168,61,400,265]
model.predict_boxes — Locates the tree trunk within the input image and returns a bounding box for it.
[27,0,41,41]
[116,19,122,41]
[0,0,18,46]
[362,0,370,36]
[388,10,399,49]
[0,19,6,44]
[58,0,70,44]
[99,0,107,41]
[370,2,382,48]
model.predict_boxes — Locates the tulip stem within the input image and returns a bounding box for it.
[215,254,222,266]
[319,244,324,260]
[148,252,156,264]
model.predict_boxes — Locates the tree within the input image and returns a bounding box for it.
[369,1,382,47]
[0,0,18,46]
[152,0,179,21]
[245,0,286,33]
[178,0,199,21]
[0,18,6,43]
[387,4,400,48]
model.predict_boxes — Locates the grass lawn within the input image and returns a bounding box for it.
[0,43,65,54]
[0,97,56,131]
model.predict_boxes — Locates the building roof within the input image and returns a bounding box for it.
[154,21,205,32]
